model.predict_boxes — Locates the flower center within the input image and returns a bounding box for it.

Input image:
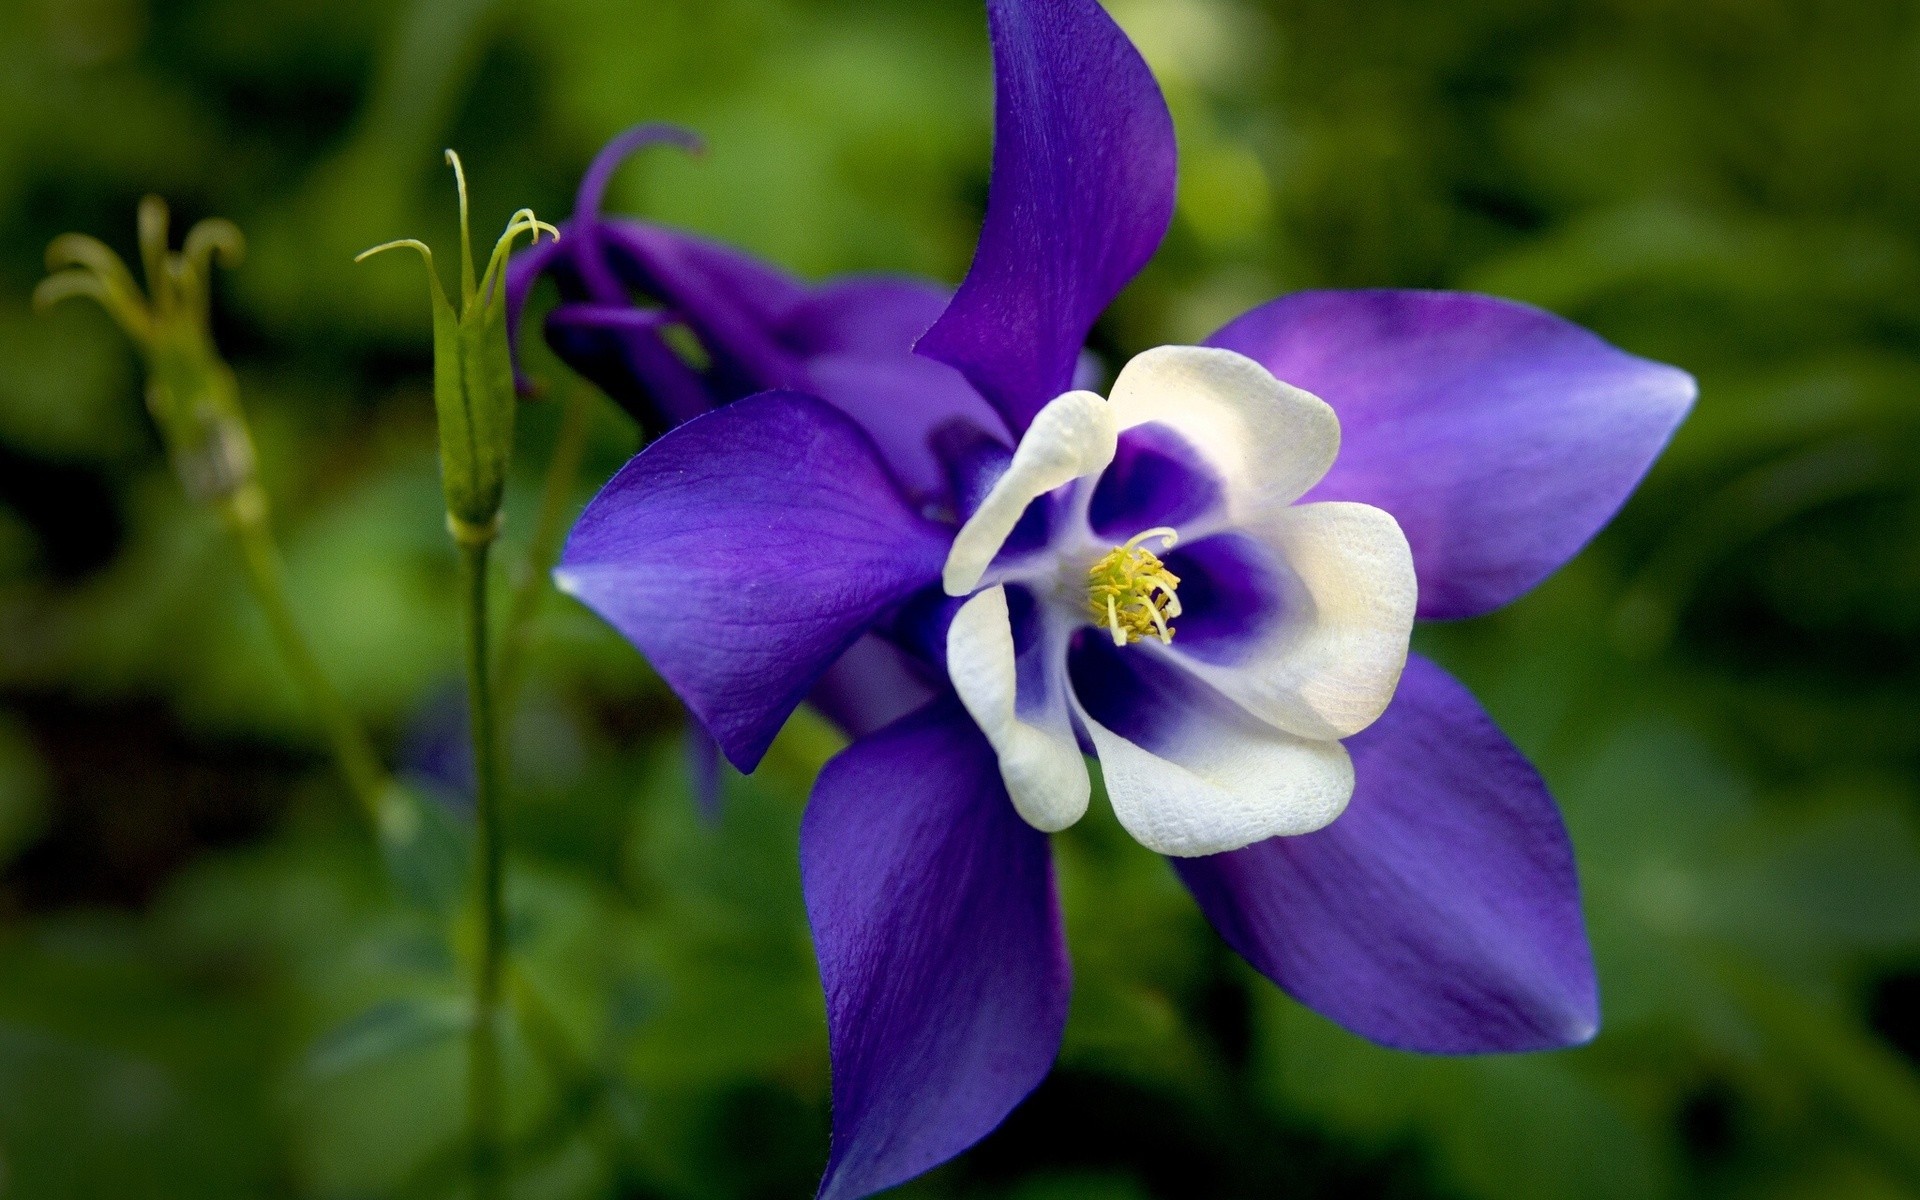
[1086,527,1183,646]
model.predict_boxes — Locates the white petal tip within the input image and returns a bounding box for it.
[1088,709,1355,859]
[946,587,1090,833]
[1132,798,1349,858]
[1013,783,1090,829]
[939,389,1119,600]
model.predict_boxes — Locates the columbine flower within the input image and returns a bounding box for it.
[554,1,1695,1196]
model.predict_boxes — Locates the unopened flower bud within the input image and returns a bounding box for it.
[357,151,558,542]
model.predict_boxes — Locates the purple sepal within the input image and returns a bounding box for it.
[557,392,948,771]
[784,276,954,357]
[1175,654,1600,1053]
[809,635,940,741]
[1209,290,1695,619]
[803,700,1069,1200]
[803,353,1006,505]
[917,0,1176,435]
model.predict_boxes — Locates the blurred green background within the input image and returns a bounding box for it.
[2,0,1919,1196]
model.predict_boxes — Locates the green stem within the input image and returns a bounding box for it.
[458,533,507,1200]
[498,383,594,712]
[220,485,395,828]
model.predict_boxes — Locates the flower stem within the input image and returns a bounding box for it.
[498,382,594,713]
[218,483,396,828]
[457,531,508,1200]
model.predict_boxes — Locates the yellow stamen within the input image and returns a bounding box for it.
[1086,527,1182,646]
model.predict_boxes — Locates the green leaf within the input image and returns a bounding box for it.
[306,995,469,1080]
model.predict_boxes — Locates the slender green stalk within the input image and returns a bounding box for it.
[458,532,507,1200]
[498,382,594,712]
[219,484,397,829]
[357,154,552,1200]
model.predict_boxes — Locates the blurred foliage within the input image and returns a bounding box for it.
[1,0,1918,1197]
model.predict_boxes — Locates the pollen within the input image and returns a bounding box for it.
[1086,527,1183,646]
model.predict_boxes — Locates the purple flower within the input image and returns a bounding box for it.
[553,1,1695,1196]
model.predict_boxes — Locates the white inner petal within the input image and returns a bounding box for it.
[946,586,1089,832]
[1175,502,1417,741]
[1106,345,1340,527]
[1074,680,1354,857]
[942,390,1117,597]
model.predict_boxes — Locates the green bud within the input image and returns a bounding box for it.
[357,151,558,543]
[36,197,258,509]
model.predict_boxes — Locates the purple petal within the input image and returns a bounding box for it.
[619,221,809,329]
[783,276,955,357]
[1157,532,1283,664]
[1087,424,1225,541]
[916,0,1176,435]
[1174,654,1599,1053]
[1209,290,1695,620]
[556,392,949,770]
[804,352,1007,504]
[803,700,1069,1200]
